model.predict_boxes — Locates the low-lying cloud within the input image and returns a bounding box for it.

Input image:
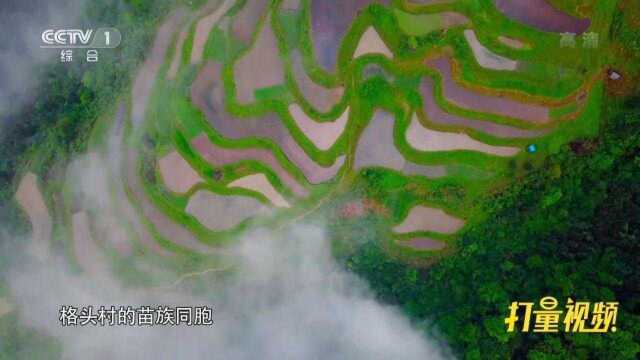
[5,222,451,359]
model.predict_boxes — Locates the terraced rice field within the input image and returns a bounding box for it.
[289,50,344,112]
[393,205,465,235]
[310,0,389,71]
[427,56,551,124]
[0,298,12,318]
[494,0,591,34]
[393,9,469,36]
[405,114,520,156]
[234,14,284,103]
[17,0,611,272]
[15,172,51,258]
[159,150,203,193]
[186,190,269,230]
[72,211,109,276]
[288,104,348,150]
[353,27,393,59]
[464,30,519,71]
[355,111,449,178]
[228,173,291,208]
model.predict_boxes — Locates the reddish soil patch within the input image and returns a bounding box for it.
[394,205,465,234]
[620,0,640,28]
[339,198,389,219]
[363,198,388,216]
[234,14,284,103]
[494,0,590,34]
[291,50,344,112]
[605,66,637,97]
[427,56,550,124]
[192,62,343,185]
[420,77,547,138]
[339,200,367,219]
[232,0,269,43]
[311,0,389,71]
[398,237,446,250]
